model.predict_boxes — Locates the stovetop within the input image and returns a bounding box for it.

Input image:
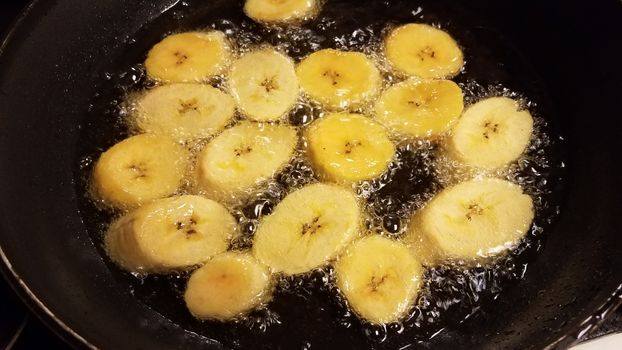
[0,1,621,349]
[0,276,70,349]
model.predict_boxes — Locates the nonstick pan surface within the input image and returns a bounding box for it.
[1,0,621,349]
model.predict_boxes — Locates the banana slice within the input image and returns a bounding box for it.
[385,23,464,79]
[105,195,236,273]
[296,49,381,109]
[408,178,534,260]
[244,0,318,23]
[132,83,235,142]
[93,134,190,209]
[402,215,443,266]
[145,31,230,83]
[196,121,298,201]
[374,79,464,138]
[228,48,299,121]
[334,235,424,324]
[252,183,361,275]
[184,252,272,321]
[305,113,395,184]
[448,97,534,168]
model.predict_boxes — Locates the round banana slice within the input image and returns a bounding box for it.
[106,195,236,273]
[374,79,464,138]
[253,183,361,275]
[385,23,464,79]
[184,252,272,320]
[409,178,534,260]
[296,49,381,109]
[132,83,235,142]
[93,134,190,209]
[448,96,534,168]
[228,48,299,121]
[305,113,395,184]
[244,0,318,23]
[145,31,230,83]
[196,121,298,201]
[334,235,424,324]
[401,217,442,266]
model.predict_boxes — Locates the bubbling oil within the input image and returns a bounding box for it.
[75,0,566,348]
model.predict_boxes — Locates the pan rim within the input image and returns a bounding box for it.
[0,2,97,348]
[0,245,95,349]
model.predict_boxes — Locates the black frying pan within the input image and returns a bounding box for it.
[1,0,622,349]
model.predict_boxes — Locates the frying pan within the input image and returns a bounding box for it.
[1,0,622,349]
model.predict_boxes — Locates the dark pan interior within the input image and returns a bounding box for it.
[1,0,621,349]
